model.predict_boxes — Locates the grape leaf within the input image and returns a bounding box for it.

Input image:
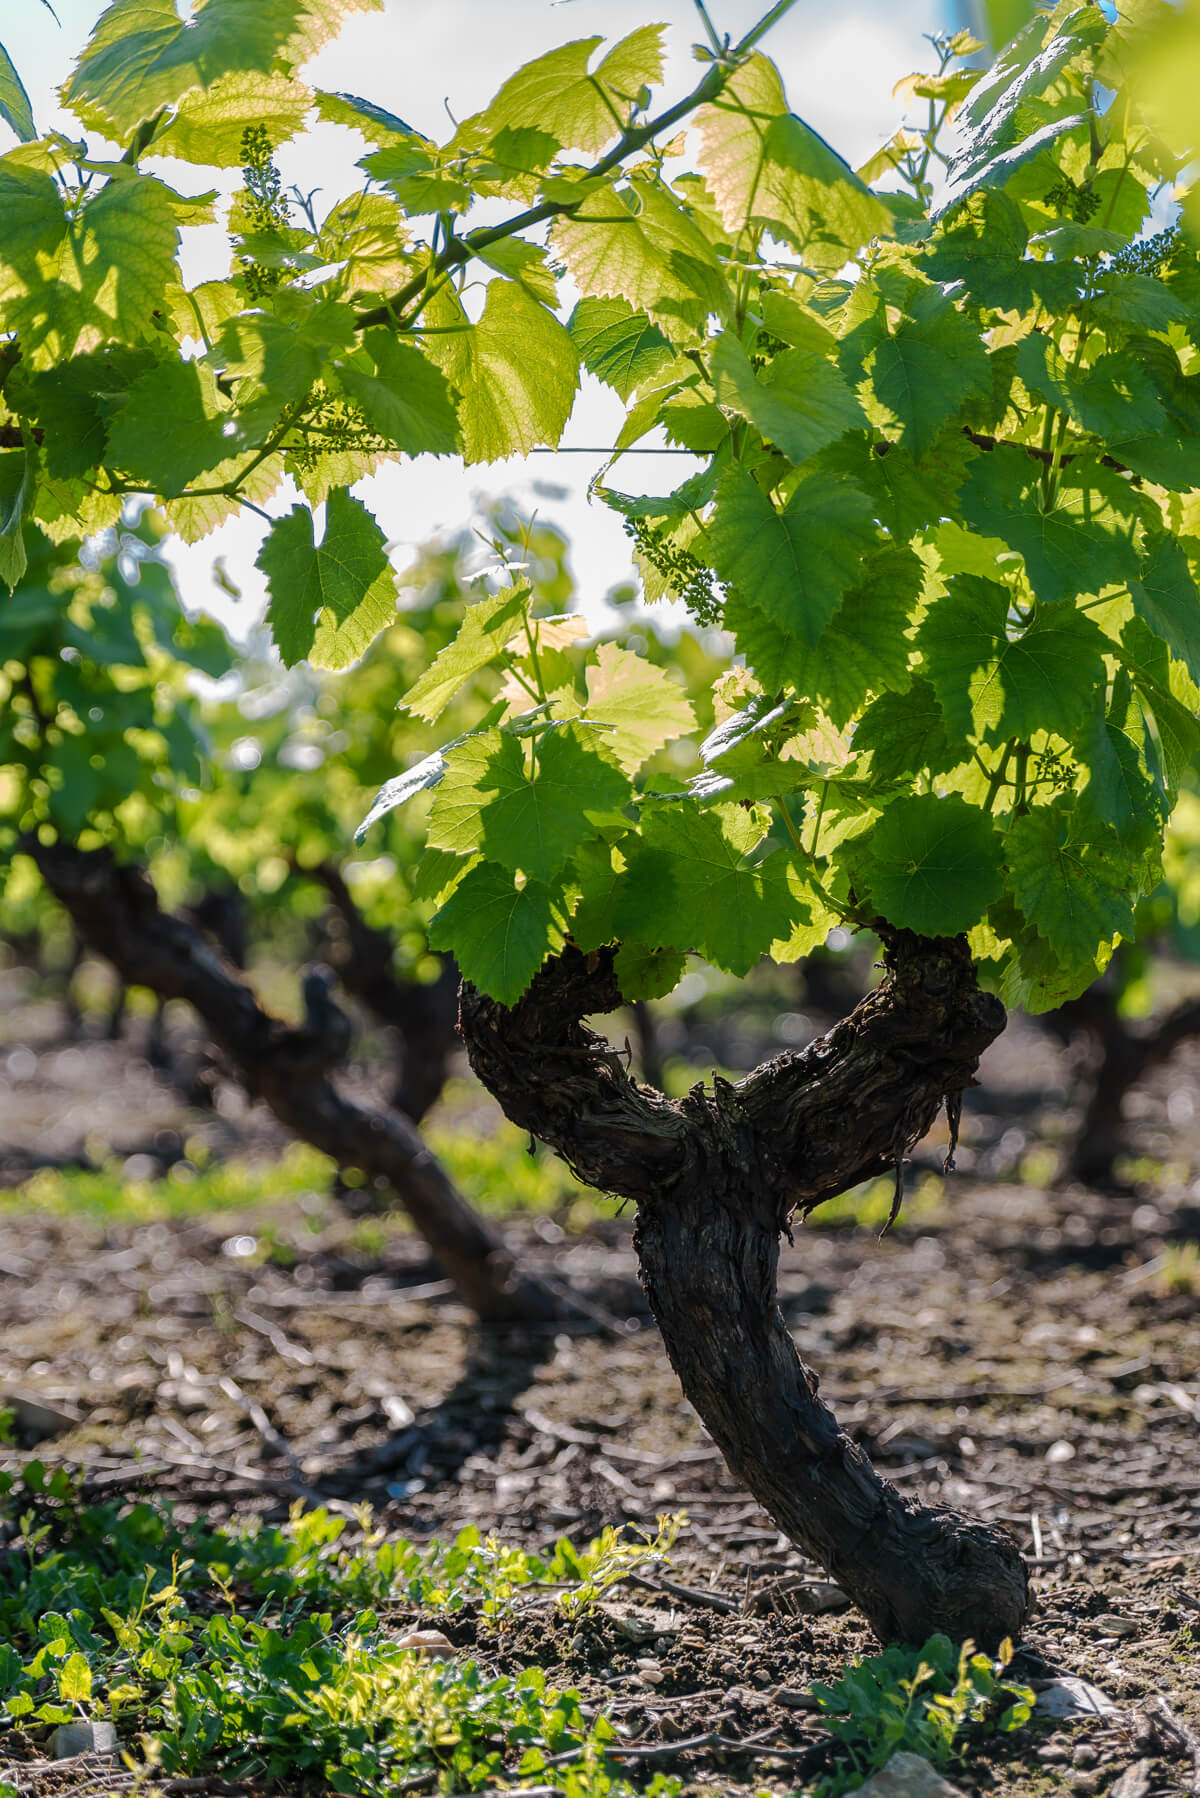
[583,642,696,773]
[105,359,234,496]
[153,70,312,164]
[256,487,397,670]
[710,332,865,465]
[0,40,35,142]
[0,173,180,369]
[401,587,530,724]
[553,176,731,331]
[1005,797,1137,963]
[427,281,579,464]
[568,297,672,401]
[854,793,1003,937]
[867,288,992,458]
[708,466,877,647]
[855,679,959,782]
[615,801,800,976]
[336,331,461,455]
[960,449,1140,603]
[1078,672,1159,835]
[613,941,686,1002]
[917,575,1108,744]
[428,861,565,1005]
[1128,534,1200,686]
[695,54,891,269]
[62,0,381,141]
[428,725,629,882]
[470,27,665,157]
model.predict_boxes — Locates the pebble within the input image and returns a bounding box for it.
[53,1722,117,1759]
[395,1629,456,1660]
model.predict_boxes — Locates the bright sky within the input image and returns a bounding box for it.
[5,0,960,632]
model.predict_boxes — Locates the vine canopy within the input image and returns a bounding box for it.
[1,0,1198,1009]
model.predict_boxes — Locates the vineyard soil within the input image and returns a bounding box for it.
[0,978,1197,1796]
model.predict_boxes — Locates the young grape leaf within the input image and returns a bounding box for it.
[62,0,381,140]
[1078,672,1158,836]
[428,861,565,1006]
[613,941,686,1003]
[105,360,235,496]
[708,466,877,647]
[0,39,35,142]
[855,680,959,783]
[470,27,664,157]
[917,574,1108,744]
[1005,797,1137,963]
[695,54,891,269]
[553,176,731,331]
[152,69,312,165]
[335,332,461,456]
[428,725,629,883]
[709,333,865,465]
[583,643,696,773]
[615,801,800,976]
[257,487,397,670]
[854,792,1003,937]
[568,298,673,401]
[400,586,530,724]
[427,281,578,464]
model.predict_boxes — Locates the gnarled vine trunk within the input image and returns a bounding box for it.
[459,936,1030,1645]
[29,840,558,1324]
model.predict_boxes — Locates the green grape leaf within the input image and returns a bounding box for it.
[428,861,565,1005]
[429,725,630,882]
[774,543,921,728]
[1005,798,1137,963]
[471,27,664,157]
[710,332,865,465]
[567,837,628,953]
[615,801,800,976]
[1079,672,1158,836]
[583,642,696,773]
[428,281,579,463]
[0,172,180,369]
[708,466,877,647]
[0,446,32,589]
[920,189,1034,312]
[473,238,558,306]
[695,54,891,269]
[314,89,416,146]
[568,297,673,401]
[613,941,686,1003]
[855,679,959,783]
[0,40,36,142]
[1128,534,1200,686]
[7,345,155,480]
[105,359,234,496]
[256,486,397,669]
[336,331,461,456]
[553,176,731,331]
[960,449,1140,603]
[822,428,976,541]
[152,69,312,165]
[62,0,381,140]
[917,575,1108,744]
[854,793,1003,937]
[1017,334,1167,441]
[867,289,992,458]
[400,586,530,724]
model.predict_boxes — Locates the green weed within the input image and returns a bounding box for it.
[804,1172,948,1232]
[0,1467,682,1795]
[807,1634,1035,1794]
[1156,1240,1200,1295]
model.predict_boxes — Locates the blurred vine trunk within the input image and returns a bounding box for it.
[31,839,561,1325]
[1050,968,1200,1187]
[301,859,461,1124]
[458,937,1030,1646]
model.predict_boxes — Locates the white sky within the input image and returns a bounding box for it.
[4,0,955,632]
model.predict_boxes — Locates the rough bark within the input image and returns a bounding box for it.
[303,860,460,1123]
[459,936,1029,1646]
[30,840,557,1323]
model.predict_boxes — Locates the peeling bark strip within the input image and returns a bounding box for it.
[460,938,1029,1645]
[30,841,557,1324]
